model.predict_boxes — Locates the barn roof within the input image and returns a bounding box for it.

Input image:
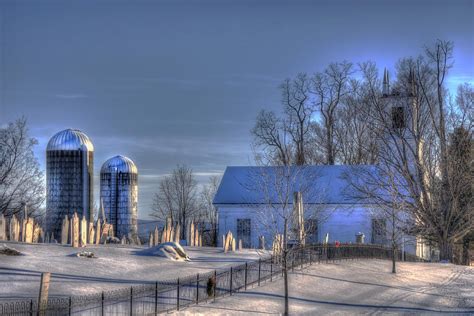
[213,165,379,205]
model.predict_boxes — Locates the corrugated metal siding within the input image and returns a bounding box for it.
[100,156,138,240]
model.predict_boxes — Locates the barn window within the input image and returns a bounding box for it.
[237,219,251,248]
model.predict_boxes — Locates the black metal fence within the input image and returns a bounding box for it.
[0,244,421,315]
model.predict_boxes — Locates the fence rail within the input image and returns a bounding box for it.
[0,244,422,315]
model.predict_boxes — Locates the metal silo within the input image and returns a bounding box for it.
[46,129,94,238]
[100,155,138,242]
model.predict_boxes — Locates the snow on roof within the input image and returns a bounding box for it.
[213,165,378,205]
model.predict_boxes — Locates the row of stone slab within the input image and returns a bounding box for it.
[0,214,43,243]
[60,213,115,247]
[148,219,203,247]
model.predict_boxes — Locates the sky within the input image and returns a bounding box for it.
[1,0,473,219]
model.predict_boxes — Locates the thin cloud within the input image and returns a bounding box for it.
[54,94,88,99]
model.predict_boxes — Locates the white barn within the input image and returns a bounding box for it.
[212,69,430,258]
[213,165,408,249]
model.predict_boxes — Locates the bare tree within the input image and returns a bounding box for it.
[353,42,473,262]
[282,74,313,165]
[252,74,314,166]
[448,126,473,264]
[311,61,353,165]
[151,165,199,240]
[413,40,473,260]
[0,117,44,217]
[252,110,292,166]
[199,175,221,245]
[347,165,413,273]
[334,79,379,164]
[246,166,325,315]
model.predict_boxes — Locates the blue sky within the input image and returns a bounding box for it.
[1,0,473,218]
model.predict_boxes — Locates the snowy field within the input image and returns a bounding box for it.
[177,260,474,315]
[0,241,266,299]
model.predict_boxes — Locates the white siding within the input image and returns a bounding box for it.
[217,204,379,248]
[319,206,372,243]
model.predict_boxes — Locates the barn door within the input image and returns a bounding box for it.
[237,219,251,248]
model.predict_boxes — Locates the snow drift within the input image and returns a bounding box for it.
[140,242,190,261]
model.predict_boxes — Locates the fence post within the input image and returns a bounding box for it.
[270,258,273,282]
[68,296,72,316]
[177,278,180,311]
[30,299,33,316]
[101,292,104,316]
[154,282,158,315]
[196,273,199,304]
[258,259,261,286]
[214,270,217,301]
[244,262,248,290]
[130,286,133,316]
[229,267,233,295]
[292,252,295,272]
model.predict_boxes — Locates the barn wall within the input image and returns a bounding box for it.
[217,205,432,254]
[319,206,372,243]
[216,204,378,249]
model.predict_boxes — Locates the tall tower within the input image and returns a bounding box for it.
[100,155,138,242]
[383,68,390,96]
[380,67,420,171]
[46,129,94,237]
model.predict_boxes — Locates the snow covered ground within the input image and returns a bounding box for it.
[176,259,474,315]
[0,241,266,299]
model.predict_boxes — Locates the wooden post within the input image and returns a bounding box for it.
[101,292,105,316]
[258,259,261,286]
[37,272,51,316]
[292,253,295,272]
[229,267,233,295]
[130,287,133,316]
[154,282,158,315]
[196,273,199,304]
[213,270,217,301]
[244,262,248,290]
[176,278,180,311]
[270,257,273,282]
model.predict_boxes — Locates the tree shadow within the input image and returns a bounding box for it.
[234,291,474,314]
[293,271,465,301]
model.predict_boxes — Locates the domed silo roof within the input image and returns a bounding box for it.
[47,129,94,151]
[101,155,138,174]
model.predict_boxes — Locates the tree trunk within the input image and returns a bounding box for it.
[213,220,218,247]
[326,122,335,165]
[462,235,470,266]
[283,218,289,316]
[392,245,397,274]
[438,237,453,262]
